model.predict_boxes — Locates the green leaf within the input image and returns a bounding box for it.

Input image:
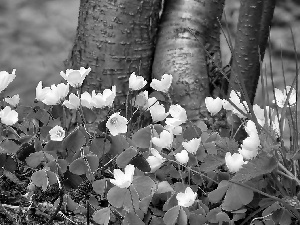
[0,154,16,172]
[189,213,207,225]
[222,183,254,211]
[231,152,278,183]
[85,154,99,172]
[129,154,151,173]
[82,107,97,124]
[125,211,145,225]
[156,181,174,194]
[199,155,225,172]
[0,139,19,154]
[92,179,107,195]
[107,186,128,208]
[163,205,180,225]
[216,137,239,154]
[206,207,222,223]
[46,159,68,174]
[123,186,140,212]
[62,128,86,163]
[216,212,230,223]
[90,137,111,159]
[26,151,55,168]
[69,157,86,175]
[178,208,187,225]
[109,135,129,156]
[31,169,48,191]
[208,180,230,203]
[132,176,156,199]
[183,125,202,141]
[163,194,178,211]
[139,195,152,213]
[132,126,152,148]
[92,207,110,225]
[116,147,137,168]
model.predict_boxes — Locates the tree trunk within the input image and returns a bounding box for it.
[229,0,264,104]
[66,0,162,105]
[152,0,225,122]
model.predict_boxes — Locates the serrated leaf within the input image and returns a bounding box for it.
[93,207,110,225]
[222,183,254,211]
[107,186,128,208]
[231,153,277,183]
[199,155,225,172]
[132,176,155,199]
[116,147,137,168]
[163,205,180,225]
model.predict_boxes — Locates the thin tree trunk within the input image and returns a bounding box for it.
[229,0,264,104]
[152,0,225,122]
[66,0,162,105]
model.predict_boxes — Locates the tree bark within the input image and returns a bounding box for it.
[66,0,162,105]
[229,0,264,104]
[152,0,225,122]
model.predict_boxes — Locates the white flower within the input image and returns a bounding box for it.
[38,83,69,105]
[5,94,20,107]
[146,148,166,172]
[151,130,173,149]
[238,148,258,160]
[150,74,173,93]
[106,112,128,136]
[0,69,16,93]
[225,152,246,173]
[63,93,81,109]
[149,102,169,122]
[174,150,189,164]
[273,86,296,108]
[166,104,187,126]
[244,120,259,137]
[92,86,116,108]
[182,138,201,155]
[165,124,182,135]
[205,97,223,115]
[176,187,197,208]
[132,91,148,109]
[110,164,135,188]
[146,97,158,110]
[80,92,94,109]
[49,125,65,141]
[253,104,265,127]
[60,67,91,88]
[129,72,147,91]
[233,101,249,118]
[36,81,51,102]
[271,115,285,138]
[223,90,241,111]
[0,106,18,126]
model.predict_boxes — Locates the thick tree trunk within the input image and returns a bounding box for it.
[152,0,225,122]
[229,0,264,104]
[66,0,161,105]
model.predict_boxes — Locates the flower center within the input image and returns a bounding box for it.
[56,130,64,137]
[110,117,118,125]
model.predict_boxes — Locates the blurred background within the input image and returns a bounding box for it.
[0,0,299,109]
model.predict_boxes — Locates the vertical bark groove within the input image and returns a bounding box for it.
[66,0,162,105]
[229,0,264,104]
[152,0,225,122]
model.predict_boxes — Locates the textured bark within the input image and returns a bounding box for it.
[152,0,225,122]
[229,0,264,104]
[66,0,161,105]
[259,0,276,61]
